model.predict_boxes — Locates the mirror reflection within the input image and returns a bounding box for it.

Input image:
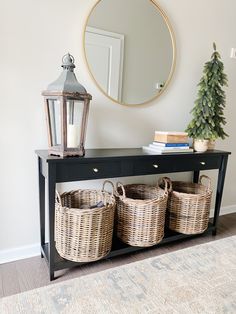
[84,0,175,105]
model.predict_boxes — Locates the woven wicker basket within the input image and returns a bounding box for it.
[166,175,212,235]
[55,180,116,262]
[115,178,170,247]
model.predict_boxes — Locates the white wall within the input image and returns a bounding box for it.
[0,0,236,261]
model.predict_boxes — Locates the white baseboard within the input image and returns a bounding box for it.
[0,243,40,264]
[0,205,235,265]
[210,204,236,217]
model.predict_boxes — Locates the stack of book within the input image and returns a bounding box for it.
[143,131,193,154]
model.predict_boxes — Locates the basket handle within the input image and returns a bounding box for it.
[116,182,126,198]
[55,190,62,206]
[199,175,211,190]
[102,180,115,195]
[158,177,173,193]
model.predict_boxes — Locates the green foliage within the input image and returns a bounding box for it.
[186,43,228,140]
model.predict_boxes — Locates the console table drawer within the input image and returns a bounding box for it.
[56,161,121,182]
[134,159,171,175]
[192,156,222,170]
[133,155,222,175]
[170,155,222,172]
[172,155,222,172]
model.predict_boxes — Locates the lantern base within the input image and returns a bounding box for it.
[48,148,85,158]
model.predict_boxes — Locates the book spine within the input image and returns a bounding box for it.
[155,131,188,136]
[142,146,161,153]
[160,148,194,153]
[153,142,189,147]
[154,135,188,143]
[149,144,189,150]
[143,146,194,154]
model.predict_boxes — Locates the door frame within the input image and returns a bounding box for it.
[84,26,124,102]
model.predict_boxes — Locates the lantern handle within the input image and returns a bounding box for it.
[62,53,75,65]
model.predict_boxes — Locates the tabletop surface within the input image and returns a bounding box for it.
[35,148,231,163]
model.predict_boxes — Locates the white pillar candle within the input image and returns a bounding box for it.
[67,124,79,148]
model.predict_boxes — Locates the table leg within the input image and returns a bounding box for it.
[193,170,200,183]
[38,157,45,258]
[212,155,229,235]
[47,163,56,281]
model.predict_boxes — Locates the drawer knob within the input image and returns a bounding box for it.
[200,161,206,165]
[153,164,159,169]
[93,168,99,173]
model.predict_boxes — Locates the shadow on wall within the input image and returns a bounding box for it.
[58,172,191,195]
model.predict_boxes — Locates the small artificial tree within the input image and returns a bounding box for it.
[186,43,228,141]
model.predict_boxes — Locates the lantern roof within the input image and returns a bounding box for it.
[46,53,87,94]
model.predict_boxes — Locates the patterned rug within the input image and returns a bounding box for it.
[1,236,236,314]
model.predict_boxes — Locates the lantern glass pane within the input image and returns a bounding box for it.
[48,99,61,146]
[66,100,84,148]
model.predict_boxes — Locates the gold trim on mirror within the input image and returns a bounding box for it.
[83,0,176,106]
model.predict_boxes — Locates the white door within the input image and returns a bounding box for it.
[85,27,124,102]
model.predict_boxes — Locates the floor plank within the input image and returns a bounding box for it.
[0,265,4,298]
[0,213,236,298]
[16,255,49,293]
[0,262,20,297]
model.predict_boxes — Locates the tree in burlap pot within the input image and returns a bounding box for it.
[186,43,228,152]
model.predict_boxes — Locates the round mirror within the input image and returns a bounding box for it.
[84,0,176,106]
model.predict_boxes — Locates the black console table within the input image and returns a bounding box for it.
[36,148,230,280]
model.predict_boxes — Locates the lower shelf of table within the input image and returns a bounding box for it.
[41,222,216,272]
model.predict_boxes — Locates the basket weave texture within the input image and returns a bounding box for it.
[55,181,115,262]
[166,175,212,235]
[115,178,169,247]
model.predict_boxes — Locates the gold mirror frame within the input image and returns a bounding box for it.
[83,0,176,106]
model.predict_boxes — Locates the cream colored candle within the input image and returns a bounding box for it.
[67,124,79,148]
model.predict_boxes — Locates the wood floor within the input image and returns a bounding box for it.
[1,213,236,299]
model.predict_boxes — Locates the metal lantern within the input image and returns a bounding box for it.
[42,53,92,157]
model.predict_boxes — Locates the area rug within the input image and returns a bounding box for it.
[1,236,236,314]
